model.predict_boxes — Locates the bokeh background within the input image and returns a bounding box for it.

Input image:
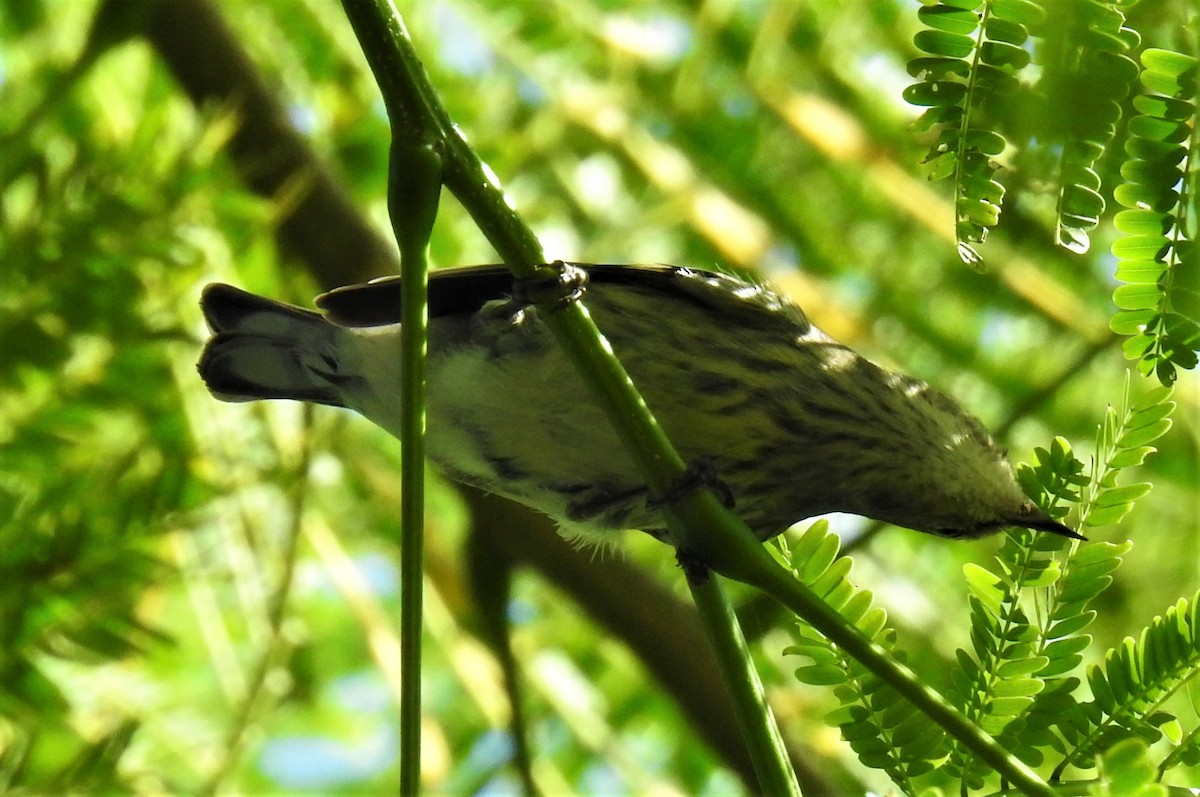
[1,0,1196,794]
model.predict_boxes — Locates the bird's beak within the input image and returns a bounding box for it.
[1014,501,1086,541]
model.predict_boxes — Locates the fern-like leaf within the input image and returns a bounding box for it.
[1031,0,1140,253]
[907,0,1035,266]
[1096,738,1168,796]
[782,522,946,790]
[947,378,1169,785]
[997,380,1178,783]
[1080,379,1174,529]
[1016,436,1089,521]
[1053,591,1200,778]
[1111,48,1200,386]
[946,526,1070,786]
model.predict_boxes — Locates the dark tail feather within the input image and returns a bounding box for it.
[198,284,345,407]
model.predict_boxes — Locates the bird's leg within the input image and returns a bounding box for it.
[508,261,590,311]
[675,546,712,586]
[648,456,736,512]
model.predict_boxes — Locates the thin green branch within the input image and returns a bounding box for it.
[686,565,801,797]
[340,4,443,792]
[388,137,441,796]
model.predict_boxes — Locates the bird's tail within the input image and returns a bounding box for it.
[198,284,346,407]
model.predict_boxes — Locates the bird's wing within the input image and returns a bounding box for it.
[314,263,689,328]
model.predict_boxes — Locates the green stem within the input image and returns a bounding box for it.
[687,567,801,796]
[389,138,441,796]
[343,4,444,792]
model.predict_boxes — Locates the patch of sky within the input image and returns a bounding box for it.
[433,1,495,78]
[580,760,625,795]
[475,773,524,797]
[830,270,874,307]
[533,221,581,260]
[761,242,801,276]
[331,669,392,713]
[463,729,516,773]
[507,595,539,625]
[308,451,343,486]
[287,102,318,135]
[295,550,398,598]
[645,113,674,139]
[1096,249,1120,288]
[423,731,516,794]
[817,512,871,542]
[857,52,918,116]
[722,89,755,119]
[977,307,1029,353]
[603,12,692,67]
[258,725,397,790]
[572,153,625,218]
[517,74,547,106]
[355,551,400,597]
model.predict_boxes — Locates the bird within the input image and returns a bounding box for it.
[197,262,1079,546]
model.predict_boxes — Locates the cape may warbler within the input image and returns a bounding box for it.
[198,263,1077,544]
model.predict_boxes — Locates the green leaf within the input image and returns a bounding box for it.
[1113,181,1178,213]
[1094,483,1152,508]
[1115,259,1167,284]
[1119,418,1172,449]
[1107,446,1153,469]
[1098,738,1166,795]
[1123,333,1155,359]
[1131,94,1196,121]
[1140,70,1193,99]
[1141,48,1200,78]
[1111,234,1171,262]
[963,563,1005,614]
[797,532,840,583]
[914,29,976,58]
[996,656,1050,678]
[1110,308,1156,335]
[1113,284,1162,310]
[979,40,1029,69]
[963,128,1006,155]
[990,0,1044,26]
[1060,184,1104,222]
[1113,210,1171,235]
[795,664,849,686]
[991,676,1045,697]
[908,56,972,80]
[904,81,970,107]
[1048,611,1097,639]
[983,17,1027,45]
[1124,136,1186,163]
[1127,115,1191,143]
[1120,158,1182,188]
[1084,505,1129,528]
[918,5,980,35]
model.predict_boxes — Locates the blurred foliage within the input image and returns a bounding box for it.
[0,0,1197,794]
